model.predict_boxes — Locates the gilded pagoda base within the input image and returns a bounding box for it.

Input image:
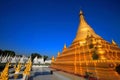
[51,60,120,80]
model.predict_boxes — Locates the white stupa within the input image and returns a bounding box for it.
[1,55,8,63]
[45,59,51,64]
[33,56,39,64]
[11,56,17,63]
[19,56,25,63]
[38,56,44,64]
[33,56,44,64]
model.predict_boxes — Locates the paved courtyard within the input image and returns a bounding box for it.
[29,67,86,80]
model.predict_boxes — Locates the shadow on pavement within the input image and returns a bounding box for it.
[29,71,53,80]
[35,71,51,76]
[9,74,23,79]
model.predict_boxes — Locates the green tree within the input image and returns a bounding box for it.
[16,55,22,57]
[43,55,48,61]
[0,49,3,56]
[3,50,15,56]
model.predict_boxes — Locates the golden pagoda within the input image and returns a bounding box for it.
[51,10,120,80]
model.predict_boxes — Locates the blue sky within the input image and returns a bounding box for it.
[0,0,120,57]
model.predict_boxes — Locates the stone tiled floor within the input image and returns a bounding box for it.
[29,67,86,80]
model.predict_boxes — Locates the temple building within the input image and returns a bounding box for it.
[51,11,120,80]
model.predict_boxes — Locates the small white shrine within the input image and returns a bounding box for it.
[33,56,44,64]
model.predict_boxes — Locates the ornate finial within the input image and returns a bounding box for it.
[57,52,60,57]
[64,43,67,48]
[79,10,83,15]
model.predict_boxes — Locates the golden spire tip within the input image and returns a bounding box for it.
[80,10,83,15]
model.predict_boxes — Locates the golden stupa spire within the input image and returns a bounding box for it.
[73,10,101,42]
[112,39,117,45]
[62,43,67,52]
[64,43,67,48]
[57,51,60,57]
[52,56,55,62]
